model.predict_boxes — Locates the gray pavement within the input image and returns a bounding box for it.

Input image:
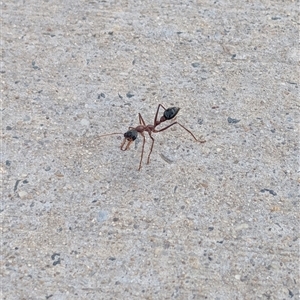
[2,0,299,299]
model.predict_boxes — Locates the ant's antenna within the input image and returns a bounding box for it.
[98,132,123,138]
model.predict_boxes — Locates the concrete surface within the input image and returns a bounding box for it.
[1,0,299,299]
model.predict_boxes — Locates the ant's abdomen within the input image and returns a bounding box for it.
[164,107,180,120]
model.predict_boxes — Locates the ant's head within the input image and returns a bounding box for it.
[124,129,138,141]
[121,129,138,151]
[164,107,180,120]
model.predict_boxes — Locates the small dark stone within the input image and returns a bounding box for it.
[191,62,200,68]
[108,31,113,35]
[228,117,240,124]
[198,118,203,125]
[32,61,40,70]
[268,189,277,196]
[113,217,119,222]
[51,253,60,260]
[6,160,11,166]
[208,227,214,231]
[44,166,51,171]
[14,180,21,192]
[288,289,294,298]
[6,126,12,130]
[98,93,106,99]
[23,179,28,184]
[53,259,61,266]
[126,91,134,98]
[109,257,116,261]
[260,189,277,196]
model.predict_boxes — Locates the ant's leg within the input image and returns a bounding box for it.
[147,132,155,164]
[155,122,206,142]
[138,113,146,126]
[138,132,146,170]
[154,104,167,126]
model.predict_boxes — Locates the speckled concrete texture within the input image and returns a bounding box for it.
[1,0,299,299]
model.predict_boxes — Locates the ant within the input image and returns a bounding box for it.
[99,104,205,170]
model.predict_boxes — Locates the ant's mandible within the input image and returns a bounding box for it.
[99,104,206,170]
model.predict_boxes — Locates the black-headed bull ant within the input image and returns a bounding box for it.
[99,104,205,170]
